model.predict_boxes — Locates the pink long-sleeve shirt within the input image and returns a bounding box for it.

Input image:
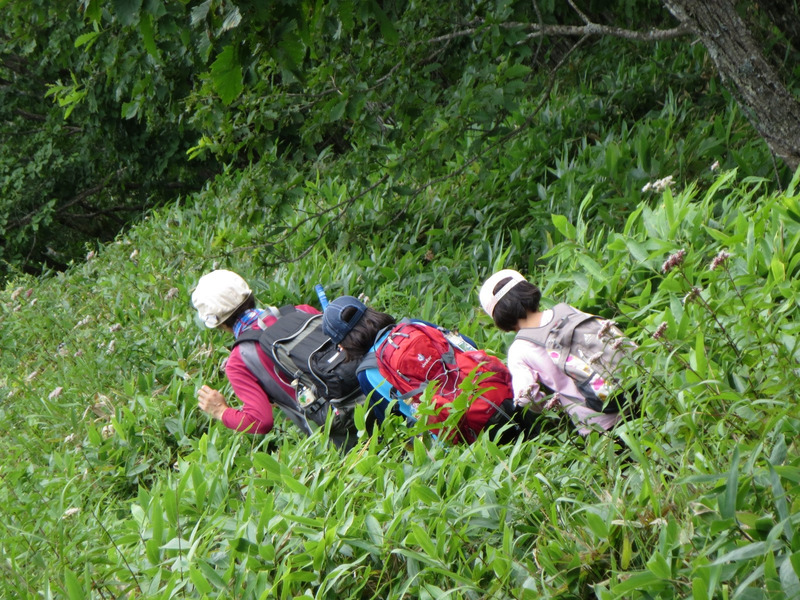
[221,305,319,434]
[507,336,621,435]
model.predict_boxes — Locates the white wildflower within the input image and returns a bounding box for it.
[710,160,720,171]
[661,249,686,274]
[109,323,122,333]
[653,175,674,192]
[74,316,91,329]
[10,287,23,301]
[644,175,674,193]
[106,340,116,354]
[165,287,179,300]
[25,370,39,382]
[48,387,64,400]
[709,250,731,271]
[62,507,81,519]
[101,424,114,439]
[683,286,702,305]
[86,250,96,260]
[129,249,139,261]
[64,433,77,444]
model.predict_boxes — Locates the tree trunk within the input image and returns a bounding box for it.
[663,0,800,172]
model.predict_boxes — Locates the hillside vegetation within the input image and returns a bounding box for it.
[2,1,800,599]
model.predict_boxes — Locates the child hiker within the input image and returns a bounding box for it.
[479,269,626,435]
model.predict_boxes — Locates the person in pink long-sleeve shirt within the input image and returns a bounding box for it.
[479,269,622,435]
[191,269,319,434]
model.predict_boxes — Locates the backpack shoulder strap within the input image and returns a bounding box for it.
[232,328,262,347]
[356,351,378,375]
[278,305,297,316]
[515,303,578,346]
[237,341,313,436]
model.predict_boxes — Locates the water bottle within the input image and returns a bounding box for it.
[445,330,476,352]
[315,284,329,310]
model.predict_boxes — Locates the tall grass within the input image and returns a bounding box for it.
[1,42,798,599]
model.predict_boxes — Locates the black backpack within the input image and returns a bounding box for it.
[233,306,364,449]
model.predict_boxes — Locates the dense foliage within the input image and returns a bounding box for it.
[2,159,799,598]
[1,1,799,598]
[2,0,790,279]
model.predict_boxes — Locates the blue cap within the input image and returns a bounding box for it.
[323,296,367,344]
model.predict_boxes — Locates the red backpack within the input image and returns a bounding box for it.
[374,321,514,444]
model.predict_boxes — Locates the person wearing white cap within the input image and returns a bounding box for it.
[479,269,621,435]
[191,269,319,434]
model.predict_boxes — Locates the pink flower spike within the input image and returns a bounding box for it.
[661,249,687,274]
[710,250,731,271]
[652,322,668,340]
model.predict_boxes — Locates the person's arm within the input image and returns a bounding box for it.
[197,349,275,434]
[197,385,230,420]
[507,342,547,412]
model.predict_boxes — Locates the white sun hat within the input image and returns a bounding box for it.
[479,269,527,317]
[191,269,252,328]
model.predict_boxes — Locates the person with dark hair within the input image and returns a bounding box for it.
[191,269,319,434]
[321,296,404,426]
[479,269,621,434]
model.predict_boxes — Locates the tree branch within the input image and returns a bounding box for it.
[233,173,391,264]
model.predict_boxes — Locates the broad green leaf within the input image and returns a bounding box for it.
[328,99,347,122]
[210,45,243,106]
[720,448,740,519]
[370,0,398,44]
[646,551,672,579]
[74,31,100,49]
[139,13,160,61]
[190,566,213,595]
[551,214,576,240]
[584,511,609,539]
[409,481,440,505]
[711,541,768,565]
[64,569,84,600]
[197,559,227,589]
[112,0,143,26]
[693,331,707,378]
[771,256,786,282]
[161,536,191,550]
[504,63,531,80]
[611,570,664,595]
[782,553,800,600]
[692,577,710,600]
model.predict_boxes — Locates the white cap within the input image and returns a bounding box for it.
[191,270,252,328]
[479,269,527,317]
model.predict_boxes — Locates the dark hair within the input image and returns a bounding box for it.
[339,307,396,361]
[491,279,541,331]
[222,293,256,329]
